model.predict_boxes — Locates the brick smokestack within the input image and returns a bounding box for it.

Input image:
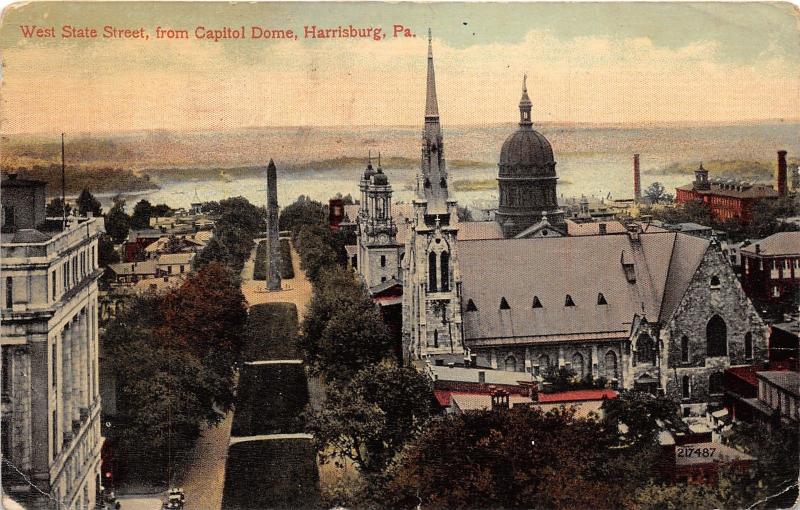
[777,150,788,196]
[633,154,641,202]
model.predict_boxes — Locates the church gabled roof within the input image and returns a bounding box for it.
[458,232,710,345]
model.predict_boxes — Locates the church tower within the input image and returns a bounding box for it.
[357,154,401,288]
[496,76,566,238]
[402,30,465,362]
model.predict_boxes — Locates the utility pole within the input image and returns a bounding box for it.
[61,133,67,229]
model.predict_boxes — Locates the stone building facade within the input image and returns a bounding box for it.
[2,178,104,510]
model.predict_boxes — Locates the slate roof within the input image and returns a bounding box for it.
[565,220,628,236]
[676,182,779,199]
[741,232,800,257]
[459,232,710,345]
[157,252,195,265]
[107,260,158,276]
[457,221,504,241]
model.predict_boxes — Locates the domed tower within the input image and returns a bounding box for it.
[495,76,565,238]
[357,154,400,288]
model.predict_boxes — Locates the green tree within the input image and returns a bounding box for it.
[105,196,130,244]
[633,481,723,510]
[97,235,120,266]
[130,199,153,229]
[76,189,102,216]
[279,195,327,235]
[46,197,71,217]
[296,224,341,281]
[456,205,474,222]
[383,407,626,509]
[305,365,433,474]
[601,390,680,446]
[151,203,173,217]
[643,182,673,204]
[194,236,232,269]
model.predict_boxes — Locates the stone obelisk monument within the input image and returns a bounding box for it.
[265,159,281,291]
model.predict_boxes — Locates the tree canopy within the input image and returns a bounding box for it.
[76,189,102,216]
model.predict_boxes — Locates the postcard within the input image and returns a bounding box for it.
[1,2,798,509]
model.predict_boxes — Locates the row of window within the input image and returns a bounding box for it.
[759,380,799,419]
[466,293,608,312]
[637,316,753,365]
[511,350,620,380]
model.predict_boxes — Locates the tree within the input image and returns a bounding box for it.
[456,205,474,222]
[601,390,680,446]
[296,224,341,281]
[46,197,71,217]
[130,199,153,229]
[382,407,626,509]
[194,236,232,269]
[633,481,723,510]
[643,182,673,204]
[105,196,130,244]
[98,235,120,266]
[151,203,173,217]
[279,195,327,235]
[305,365,433,474]
[76,189,102,216]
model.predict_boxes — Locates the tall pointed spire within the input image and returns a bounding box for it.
[425,28,439,120]
[519,74,532,127]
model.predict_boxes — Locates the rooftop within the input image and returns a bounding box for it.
[758,371,800,396]
[107,260,158,276]
[741,232,800,257]
[677,181,779,199]
[537,388,617,403]
[427,364,534,386]
[675,442,754,467]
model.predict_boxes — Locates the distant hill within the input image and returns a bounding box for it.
[645,158,798,183]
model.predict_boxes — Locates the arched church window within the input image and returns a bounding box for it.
[604,351,618,379]
[681,336,690,363]
[440,252,450,292]
[744,332,753,360]
[597,293,608,305]
[500,297,511,310]
[636,334,656,365]
[465,299,477,312]
[709,372,724,395]
[428,251,438,292]
[565,295,575,307]
[706,315,727,357]
[504,355,517,372]
[682,376,691,399]
[532,296,543,308]
[710,275,720,288]
[572,353,585,379]
[424,178,431,188]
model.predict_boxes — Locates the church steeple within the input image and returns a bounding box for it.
[425,28,439,120]
[519,74,532,127]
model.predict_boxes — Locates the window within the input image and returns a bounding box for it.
[565,294,575,307]
[773,286,780,298]
[597,293,607,305]
[52,408,59,458]
[499,297,510,310]
[604,351,618,379]
[478,371,486,383]
[744,332,753,360]
[1,347,11,401]
[52,271,57,301]
[465,299,478,312]
[428,251,437,291]
[572,353,585,379]
[433,329,438,348]
[5,277,11,309]
[380,255,386,268]
[709,372,724,395]
[180,265,185,274]
[706,315,728,357]
[681,336,690,363]
[682,375,691,399]
[710,275,720,288]
[532,296,543,308]
[636,334,656,365]
[504,355,517,372]
[52,341,58,388]
[539,354,551,369]
[440,252,450,292]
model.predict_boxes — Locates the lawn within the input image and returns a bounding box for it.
[221,439,320,510]
[253,239,294,280]
[242,302,300,361]
[231,363,310,437]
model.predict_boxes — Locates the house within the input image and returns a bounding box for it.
[106,260,158,285]
[740,231,800,318]
[156,252,195,275]
[724,364,799,428]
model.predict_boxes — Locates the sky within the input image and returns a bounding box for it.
[1,2,799,134]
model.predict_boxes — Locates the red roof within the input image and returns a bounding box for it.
[726,366,759,387]
[537,389,618,403]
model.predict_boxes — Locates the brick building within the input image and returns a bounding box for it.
[1,177,104,509]
[740,231,800,318]
[675,151,789,222]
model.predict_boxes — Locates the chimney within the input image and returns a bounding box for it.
[633,154,641,202]
[491,388,510,411]
[777,151,788,196]
[599,223,607,235]
[755,244,761,255]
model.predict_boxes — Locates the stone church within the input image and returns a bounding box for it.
[354,34,768,409]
